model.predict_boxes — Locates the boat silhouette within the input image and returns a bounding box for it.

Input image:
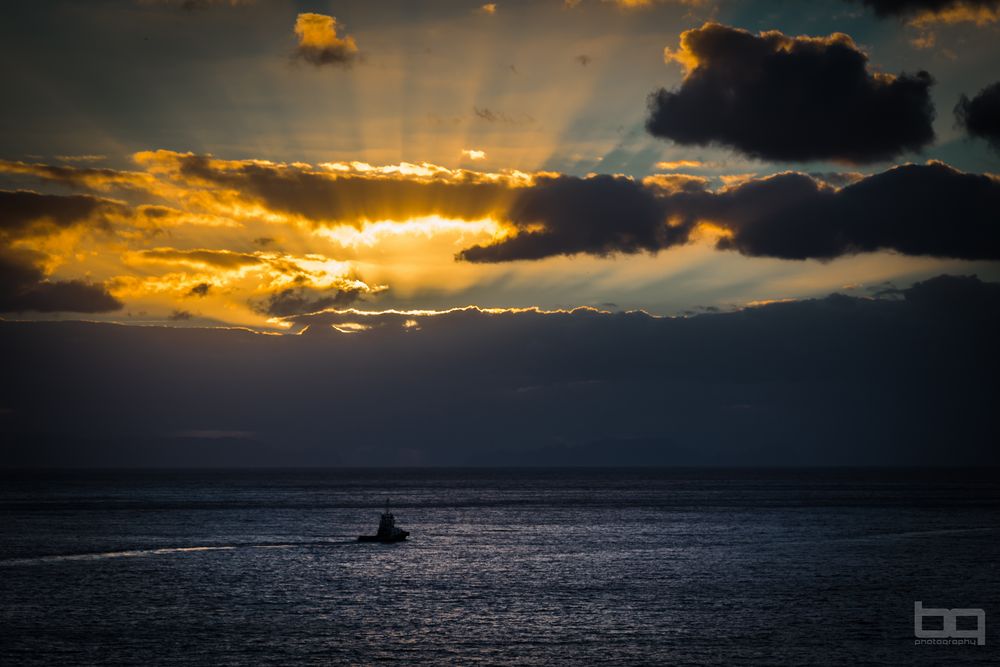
[357,498,410,543]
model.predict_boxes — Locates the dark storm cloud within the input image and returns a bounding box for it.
[2,274,997,466]
[645,23,936,163]
[903,272,1000,310]
[251,284,368,317]
[854,0,1000,20]
[956,82,1000,151]
[0,279,122,313]
[458,174,688,262]
[711,162,1000,260]
[459,162,1000,262]
[0,190,123,237]
[0,248,122,313]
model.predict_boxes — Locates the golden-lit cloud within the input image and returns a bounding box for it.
[654,160,704,170]
[664,25,861,78]
[0,190,128,313]
[0,154,535,323]
[855,0,1000,26]
[605,0,705,7]
[293,13,359,67]
[0,0,995,348]
[132,149,532,228]
[718,173,757,188]
[114,244,387,319]
[910,31,936,49]
[0,159,160,193]
[641,173,710,193]
[3,151,997,326]
[55,154,106,163]
[909,4,1000,26]
[282,304,611,332]
[0,174,389,321]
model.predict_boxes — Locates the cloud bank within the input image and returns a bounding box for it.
[2,274,997,466]
[5,153,998,277]
[124,153,1000,263]
[460,162,1000,262]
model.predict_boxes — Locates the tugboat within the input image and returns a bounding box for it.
[357,498,410,543]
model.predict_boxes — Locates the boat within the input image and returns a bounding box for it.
[357,498,410,543]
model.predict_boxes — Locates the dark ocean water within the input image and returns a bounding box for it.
[1,468,997,665]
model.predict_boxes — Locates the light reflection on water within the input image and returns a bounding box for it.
[0,468,997,665]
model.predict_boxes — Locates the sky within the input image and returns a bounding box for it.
[1,0,998,466]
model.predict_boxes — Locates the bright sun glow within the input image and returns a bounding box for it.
[316,215,507,248]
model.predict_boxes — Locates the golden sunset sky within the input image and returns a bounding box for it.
[2,0,999,330]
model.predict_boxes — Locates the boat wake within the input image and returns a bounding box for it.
[0,540,355,566]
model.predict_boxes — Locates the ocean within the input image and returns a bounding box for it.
[1,468,997,665]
